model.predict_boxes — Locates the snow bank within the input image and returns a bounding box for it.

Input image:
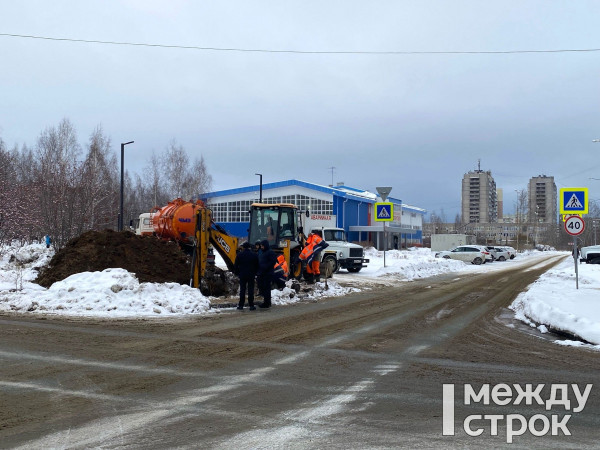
[510,258,600,345]
[0,267,211,317]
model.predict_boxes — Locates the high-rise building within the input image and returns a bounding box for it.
[497,188,504,220]
[461,166,498,224]
[528,175,557,223]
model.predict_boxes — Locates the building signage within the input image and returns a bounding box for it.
[375,202,394,222]
[559,188,588,215]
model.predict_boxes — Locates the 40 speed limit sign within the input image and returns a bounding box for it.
[564,215,585,236]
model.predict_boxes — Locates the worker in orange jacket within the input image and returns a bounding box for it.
[299,231,328,283]
[273,254,289,288]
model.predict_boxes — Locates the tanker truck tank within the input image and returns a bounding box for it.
[152,198,204,245]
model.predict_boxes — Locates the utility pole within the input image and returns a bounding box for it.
[255,173,263,202]
[119,141,134,231]
[327,166,336,186]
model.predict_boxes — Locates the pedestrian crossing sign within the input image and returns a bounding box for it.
[375,202,393,222]
[559,188,588,215]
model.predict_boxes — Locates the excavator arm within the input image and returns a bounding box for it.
[191,208,238,289]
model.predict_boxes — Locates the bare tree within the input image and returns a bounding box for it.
[0,141,40,245]
[80,126,118,231]
[188,154,213,197]
[164,140,190,199]
[35,118,84,249]
[454,213,461,229]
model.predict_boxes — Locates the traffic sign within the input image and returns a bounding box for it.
[564,215,585,236]
[374,202,393,222]
[376,187,392,202]
[559,187,588,215]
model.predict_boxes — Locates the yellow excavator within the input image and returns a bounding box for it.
[191,202,304,289]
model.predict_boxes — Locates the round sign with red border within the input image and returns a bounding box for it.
[564,215,585,236]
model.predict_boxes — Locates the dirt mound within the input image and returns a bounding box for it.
[36,230,191,288]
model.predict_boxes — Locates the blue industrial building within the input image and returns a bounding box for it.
[201,179,425,248]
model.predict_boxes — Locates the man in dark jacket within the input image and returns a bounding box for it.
[234,242,259,310]
[257,239,278,308]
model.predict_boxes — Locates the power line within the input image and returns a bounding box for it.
[1,32,600,55]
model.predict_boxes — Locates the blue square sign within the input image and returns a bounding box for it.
[559,188,588,215]
[375,202,393,222]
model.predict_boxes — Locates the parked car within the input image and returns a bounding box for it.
[485,246,498,262]
[435,245,490,265]
[497,246,516,259]
[491,247,510,261]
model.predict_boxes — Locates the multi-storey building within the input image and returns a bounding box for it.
[528,175,557,224]
[497,188,503,220]
[461,168,498,224]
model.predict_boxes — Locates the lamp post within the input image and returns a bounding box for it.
[514,189,522,251]
[119,141,134,231]
[255,173,263,202]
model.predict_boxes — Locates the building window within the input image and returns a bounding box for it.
[208,194,332,222]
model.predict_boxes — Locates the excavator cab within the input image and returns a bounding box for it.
[248,203,302,278]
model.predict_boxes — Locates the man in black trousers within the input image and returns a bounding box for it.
[234,242,259,310]
[257,240,278,308]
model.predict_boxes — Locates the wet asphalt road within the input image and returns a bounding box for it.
[0,254,599,449]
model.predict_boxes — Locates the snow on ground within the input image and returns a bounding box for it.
[510,257,600,348]
[1,241,599,351]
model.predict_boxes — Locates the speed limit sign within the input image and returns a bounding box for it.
[564,215,585,236]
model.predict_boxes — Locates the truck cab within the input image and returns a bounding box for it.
[580,245,600,264]
[311,227,369,273]
[134,212,155,236]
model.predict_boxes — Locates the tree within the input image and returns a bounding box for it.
[35,118,84,249]
[80,126,118,231]
[0,139,40,245]
[454,213,461,229]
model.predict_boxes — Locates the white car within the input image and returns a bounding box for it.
[497,246,516,259]
[485,246,498,262]
[491,247,510,261]
[435,245,490,265]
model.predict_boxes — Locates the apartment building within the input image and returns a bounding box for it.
[528,175,557,224]
[461,168,498,224]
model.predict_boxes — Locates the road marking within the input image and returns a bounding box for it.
[0,381,123,402]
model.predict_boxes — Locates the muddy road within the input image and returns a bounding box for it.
[1,254,599,448]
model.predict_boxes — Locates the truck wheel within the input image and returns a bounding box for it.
[498,256,506,261]
[472,257,483,265]
[322,255,338,276]
[347,267,362,273]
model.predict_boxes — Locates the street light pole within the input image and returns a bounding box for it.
[119,141,134,231]
[255,173,263,202]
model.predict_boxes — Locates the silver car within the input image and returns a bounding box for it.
[435,245,490,265]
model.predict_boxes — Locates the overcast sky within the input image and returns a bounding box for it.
[1,1,600,219]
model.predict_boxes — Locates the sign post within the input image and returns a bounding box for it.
[375,186,393,268]
[564,215,585,289]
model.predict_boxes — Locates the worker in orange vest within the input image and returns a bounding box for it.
[299,230,328,283]
[273,254,289,288]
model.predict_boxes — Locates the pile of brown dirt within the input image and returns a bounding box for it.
[35,230,192,288]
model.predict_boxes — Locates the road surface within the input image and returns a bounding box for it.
[1,254,599,448]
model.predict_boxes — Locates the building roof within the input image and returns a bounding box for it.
[202,179,426,214]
